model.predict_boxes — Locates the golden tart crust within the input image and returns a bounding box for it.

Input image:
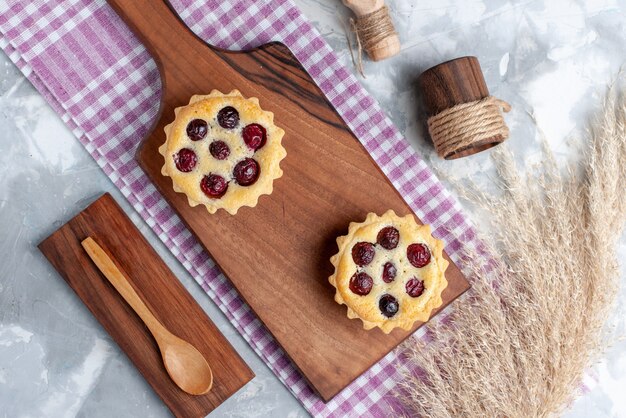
[329,210,449,334]
[159,90,286,214]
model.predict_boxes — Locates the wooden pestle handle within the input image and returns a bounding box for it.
[342,0,400,61]
[342,0,384,16]
[81,237,170,343]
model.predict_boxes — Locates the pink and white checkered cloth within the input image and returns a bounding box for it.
[0,1,479,416]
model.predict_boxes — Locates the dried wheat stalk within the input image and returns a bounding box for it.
[397,83,626,417]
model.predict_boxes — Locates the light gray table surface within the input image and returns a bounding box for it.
[1,1,625,417]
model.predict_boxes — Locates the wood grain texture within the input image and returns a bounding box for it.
[418,56,490,116]
[81,237,214,396]
[418,56,503,158]
[108,0,471,401]
[38,193,253,418]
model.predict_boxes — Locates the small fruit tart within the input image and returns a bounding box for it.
[329,210,448,334]
[159,90,286,214]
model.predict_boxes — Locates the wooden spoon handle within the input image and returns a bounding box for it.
[81,237,167,339]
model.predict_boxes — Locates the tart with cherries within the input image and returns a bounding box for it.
[159,90,286,214]
[329,210,449,334]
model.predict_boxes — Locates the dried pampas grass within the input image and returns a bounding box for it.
[397,83,626,417]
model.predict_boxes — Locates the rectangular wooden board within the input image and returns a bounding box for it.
[107,0,471,402]
[38,193,254,418]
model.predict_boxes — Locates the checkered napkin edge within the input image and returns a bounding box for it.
[0,0,481,416]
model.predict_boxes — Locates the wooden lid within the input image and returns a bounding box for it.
[417,57,505,158]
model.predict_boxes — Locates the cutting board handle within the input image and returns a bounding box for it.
[106,0,206,66]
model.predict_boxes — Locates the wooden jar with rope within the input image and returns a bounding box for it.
[418,57,511,159]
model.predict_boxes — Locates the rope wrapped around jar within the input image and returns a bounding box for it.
[418,57,511,159]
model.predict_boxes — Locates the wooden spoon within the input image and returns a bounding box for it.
[81,237,213,395]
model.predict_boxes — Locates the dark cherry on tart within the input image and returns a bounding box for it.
[217,106,239,129]
[352,242,375,266]
[173,148,197,173]
[201,174,228,198]
[209,140,230,160]
[243,124,267,150]
[406,278,425,298]
[407,243,431,268]
[186,119,208,141]
[377,226,399,250]
[379,294,399,318]
[382,262,397,283]
[349,272,373,296]
[330,211,449,334]
[233,158,260,186]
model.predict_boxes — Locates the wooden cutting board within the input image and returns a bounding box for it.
[38,193,254,418]
[108,0,471,401]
